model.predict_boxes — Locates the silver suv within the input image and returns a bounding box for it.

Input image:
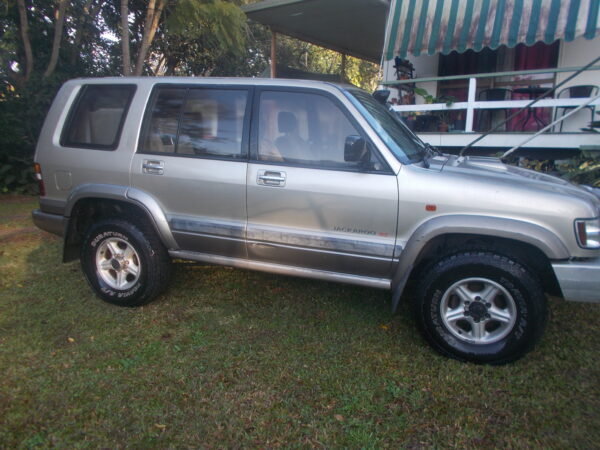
[32,77,600,364]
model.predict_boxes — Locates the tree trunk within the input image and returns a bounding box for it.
[120,0,131,76]
[133,0,166,76]
[70,0,96,65]
[16,0,34,83]
[44,0,68,78]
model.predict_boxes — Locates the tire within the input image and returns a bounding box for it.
[80,218,170,306]
[413,251,547,364]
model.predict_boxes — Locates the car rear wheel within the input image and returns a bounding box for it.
[413,251,547,364]
[81,219,169,306]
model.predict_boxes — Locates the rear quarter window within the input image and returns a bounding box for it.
[61,84,136,150]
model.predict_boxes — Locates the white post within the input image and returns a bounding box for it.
[465,77,477,132]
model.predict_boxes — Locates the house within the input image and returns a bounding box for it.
[243,0,600,156]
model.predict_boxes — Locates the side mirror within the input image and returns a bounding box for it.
[344,135,370,164]
[372,89,390,105]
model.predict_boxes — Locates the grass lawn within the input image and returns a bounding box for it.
[1,195,600,447]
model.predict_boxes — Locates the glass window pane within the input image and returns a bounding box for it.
[178,89,247,158]
[140,88,186,154]
[258,91,377,170]
[345,88,425,164]
[62,85,135,149]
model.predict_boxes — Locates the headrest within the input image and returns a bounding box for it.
[186,100,205,114]
[278,111,297,133]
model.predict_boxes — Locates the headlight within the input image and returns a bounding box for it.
[575,218,600,249]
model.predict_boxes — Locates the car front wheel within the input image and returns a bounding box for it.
[413,251,547,364]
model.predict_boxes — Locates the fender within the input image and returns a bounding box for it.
[390,214,571,312]
[65,183,178,250]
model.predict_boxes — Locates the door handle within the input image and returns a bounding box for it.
[257,170,286,187]
[142,159,164,175]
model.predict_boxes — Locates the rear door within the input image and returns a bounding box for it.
[131,85,251,257]
[246,88,399,278]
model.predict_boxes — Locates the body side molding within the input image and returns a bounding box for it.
[170,250,391,290]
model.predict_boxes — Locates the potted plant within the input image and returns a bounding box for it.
[413,87,456,132]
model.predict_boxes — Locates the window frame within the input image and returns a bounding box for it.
[60,84,137,151]
[250,86,393,175]
[137,83,254,162]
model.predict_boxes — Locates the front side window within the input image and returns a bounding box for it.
[139,87,247,159]
[345,88,426,165]
[61,84,135,150]
[257,90,386,171]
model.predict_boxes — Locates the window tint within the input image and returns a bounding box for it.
[140,87,247,158]
[62,85,135,149]
[346,89,425,165]
[257,90,384,171]
[141,88,185,154]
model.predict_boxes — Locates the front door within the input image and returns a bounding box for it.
[131,85,250,258]
[247,88,398,278]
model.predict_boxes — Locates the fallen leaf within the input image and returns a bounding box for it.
[334,414,344,422]
[155,423,167,430]
[67,337,75,343]
[380,324,389,331]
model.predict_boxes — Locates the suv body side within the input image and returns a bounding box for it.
[33,77,600,298]
[32,77,600,363]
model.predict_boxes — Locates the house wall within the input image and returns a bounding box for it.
[555,35,600,132]
[382,54,439,104]
[382,36,599,133]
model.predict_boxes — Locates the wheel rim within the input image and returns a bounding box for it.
[95,237,141,290]
[440,277,517,345]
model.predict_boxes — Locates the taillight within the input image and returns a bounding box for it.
[34,163,45,196]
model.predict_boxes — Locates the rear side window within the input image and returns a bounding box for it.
[61,84,136,150]
[139,86,248,159]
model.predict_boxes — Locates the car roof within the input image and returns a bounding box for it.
[65,76,357,92]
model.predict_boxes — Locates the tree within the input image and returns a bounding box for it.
[119,0,246,75]
[120,0,131,75]
[132,0,166,76]
[154,0,247,76]
[44,0,69,78]
[0,0,119,192]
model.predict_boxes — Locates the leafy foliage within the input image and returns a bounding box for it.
[274,36,380,90]
[517,153,600,187]
[166,0,246,54]
[154,0,248,76]
[0,74,69,194]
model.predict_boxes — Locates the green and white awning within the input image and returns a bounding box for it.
[384,0,600,60]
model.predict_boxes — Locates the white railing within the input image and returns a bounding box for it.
[384,66,600,133]
[390,82,600,132]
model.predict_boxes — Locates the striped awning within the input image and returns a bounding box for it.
[384,0,600,60]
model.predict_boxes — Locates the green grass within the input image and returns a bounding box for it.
[1,195,600,447]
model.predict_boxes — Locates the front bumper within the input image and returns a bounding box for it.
[552,257,600,303]
[32,209,65,237]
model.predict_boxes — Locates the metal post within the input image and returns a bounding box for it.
[465,77,477,132]
[270,30,277,78]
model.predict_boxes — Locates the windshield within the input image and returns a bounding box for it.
[344,88,426,164]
